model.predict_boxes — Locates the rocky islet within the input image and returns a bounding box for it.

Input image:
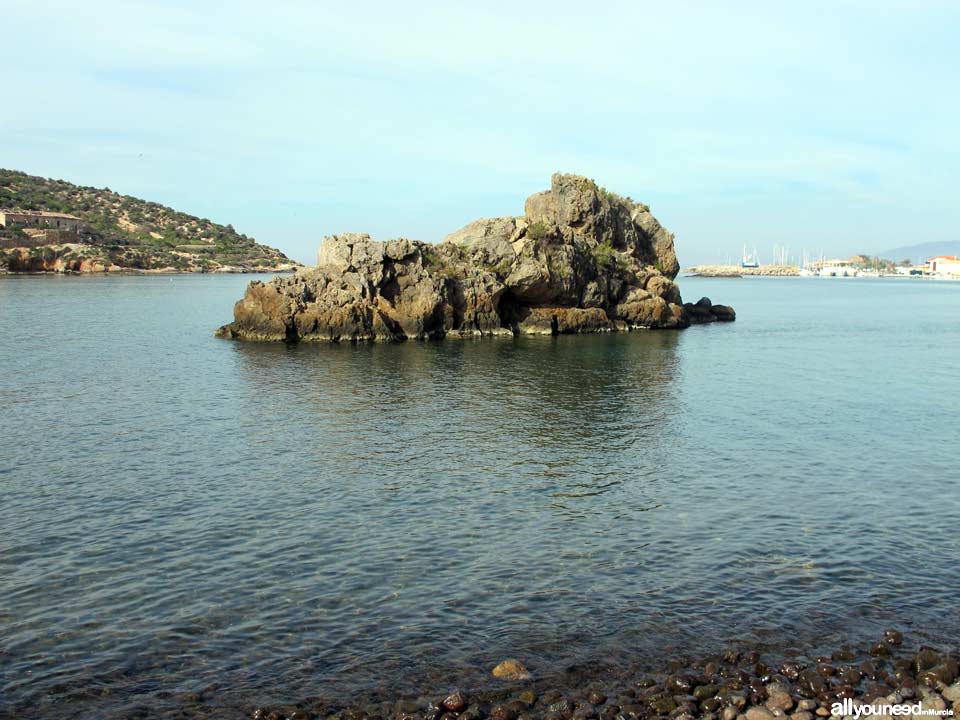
[215,174,735,342]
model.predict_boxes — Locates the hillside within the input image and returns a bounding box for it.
[0,169,298,273]
[880,240,960,266]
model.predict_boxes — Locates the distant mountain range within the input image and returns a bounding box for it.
[0,169,298,273]
[879,241,960,265]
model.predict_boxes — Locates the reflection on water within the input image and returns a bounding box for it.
[231,331,682,514]
[1,275,959,719]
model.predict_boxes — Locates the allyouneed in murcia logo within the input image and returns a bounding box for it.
[831,698,954,717]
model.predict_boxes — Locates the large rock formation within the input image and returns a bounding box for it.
[215,173,734,342]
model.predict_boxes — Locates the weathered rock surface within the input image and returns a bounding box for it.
[216,173,735,342]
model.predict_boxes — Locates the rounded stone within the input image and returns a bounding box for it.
[493,660,533,681]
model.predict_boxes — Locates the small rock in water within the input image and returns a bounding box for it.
[647,693,676,715]
[490,705,517,720]
[701,698,721,713]
[869,643,891,658]
[493,660,532,681]
[884,630,903,646]
[443,690,468,713]
[914,649,941,674]
[587,691,606,706]
[666,675,693,694]
[517,690,537,707]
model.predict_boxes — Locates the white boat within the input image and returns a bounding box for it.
[741,244,760,268]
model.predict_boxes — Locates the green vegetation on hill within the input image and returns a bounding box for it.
[0,169,296,272]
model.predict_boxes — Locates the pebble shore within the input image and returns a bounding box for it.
[247,634,959,720]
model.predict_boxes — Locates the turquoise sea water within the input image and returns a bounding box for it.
[1,274,958,718]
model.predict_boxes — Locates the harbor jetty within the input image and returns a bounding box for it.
[685,264,799,277]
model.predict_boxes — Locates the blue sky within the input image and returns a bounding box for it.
[2,0,958,265]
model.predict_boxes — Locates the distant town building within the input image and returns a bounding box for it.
[928,255,960,276]
[895,265,926,276]
[0,210,83,231]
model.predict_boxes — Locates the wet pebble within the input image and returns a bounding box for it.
[665,675,693,694]
[442,691,468,713]
[745,707,775,720]
[914,649,941,674]
[646,693,676,715]
[518,691,537,707]
[764,687,793,713]
[587,692,606,706]
[884,630,903,646]
[701,698,721,713]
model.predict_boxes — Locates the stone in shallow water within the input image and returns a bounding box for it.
[518,690,537,707]
[869,643,891,658]
[587,691,606,706]
[884,630,903,646]
[493,660,532,681]
[666,675,694,694]
[490,704,517,720]
[913,649,941,674]
[442,690,467,713]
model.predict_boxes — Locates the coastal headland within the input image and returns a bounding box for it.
[216,173,735,342]
[0,169,298,273]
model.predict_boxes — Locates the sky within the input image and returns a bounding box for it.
[2,0,958,265]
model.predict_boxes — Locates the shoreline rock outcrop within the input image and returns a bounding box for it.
[216,174,735,342]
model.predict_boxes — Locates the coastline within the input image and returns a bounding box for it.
[0,265,300,276]
[13,634,956,720]
[251,636,960,720]
[262,636,958,720]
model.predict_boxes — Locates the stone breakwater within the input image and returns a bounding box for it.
[216,173,735,342]
[246,635,959,720]
[685,265,800,278]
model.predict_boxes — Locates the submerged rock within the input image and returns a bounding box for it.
[216,173,736,342]
[492,659,533,681]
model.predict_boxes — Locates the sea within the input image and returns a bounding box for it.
[1,274,958,719]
